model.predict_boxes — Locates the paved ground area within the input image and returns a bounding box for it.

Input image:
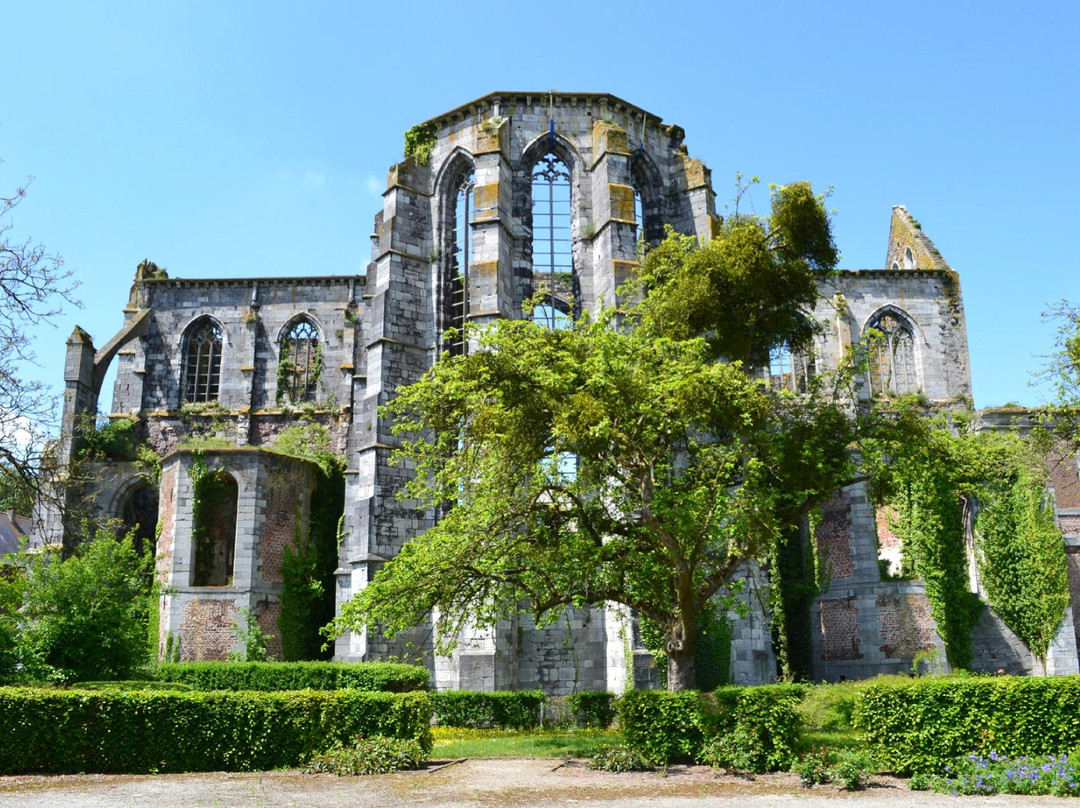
[0,759,1073,808]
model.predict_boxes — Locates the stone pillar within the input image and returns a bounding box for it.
[589,119,638,310]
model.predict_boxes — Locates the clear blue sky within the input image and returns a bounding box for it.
[3,0,1077,418]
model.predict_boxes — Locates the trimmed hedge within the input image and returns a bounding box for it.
[431,690,544,728]
[618,685,806,767]
[566,690,617,729]
[0,687,432,773]
[154,661,430,692]
[855,675,1080,775]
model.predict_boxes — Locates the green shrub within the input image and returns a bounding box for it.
[565,691,616,729]
[854,675,1080,775]
[587,745,655,772]
[0,687,432,773]
[830,749,872,790]
[431,690,544,729]
[305,736,426,775]
[0,529,154,684]
[618,685,805,767]
[792,752,830,786]
[74,680,193,692]
[154,661,429,692]
[617,689,707,764]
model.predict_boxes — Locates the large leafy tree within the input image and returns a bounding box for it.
[334,181,853,689]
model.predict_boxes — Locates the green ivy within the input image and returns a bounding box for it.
[272,423,346,660]
[75,415,139,461]
[769,525,822,681]
[975,468,1069,663]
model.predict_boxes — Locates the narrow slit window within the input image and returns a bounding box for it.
[446,171,475,357]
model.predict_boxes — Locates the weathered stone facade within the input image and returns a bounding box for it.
[35,91,1080,689]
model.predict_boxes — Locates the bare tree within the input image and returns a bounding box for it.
[0,163,79,514]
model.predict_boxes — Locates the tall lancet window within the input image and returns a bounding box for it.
[446,171,475,356]
[183,318,223,403]
[867,310,919,396]
[531,152,573,329]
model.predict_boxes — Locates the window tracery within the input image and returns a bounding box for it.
[866,310,918,396]
[278,318,320,404]
[531,151,573,328]
[183,319,223,403]
[445,170,474,356]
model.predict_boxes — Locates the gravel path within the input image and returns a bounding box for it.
[0,759,1073,808]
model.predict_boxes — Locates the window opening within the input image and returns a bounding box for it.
[446,171,475,356]
[532,152,573,329]
[867,312,917,396]
[767,342,816,393]
[191,470,238,587]
[632,185,645,261]
[279,318,320,404]
[119,483,159,558]
[184,320,223,403]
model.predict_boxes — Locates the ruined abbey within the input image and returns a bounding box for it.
[36,92,1080,691]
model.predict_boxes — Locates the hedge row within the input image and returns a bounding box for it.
[855,675,1080,775]
[431,690,545,728]
[618,684,806,767]
[0,687,432,774]
[154,661,430,692]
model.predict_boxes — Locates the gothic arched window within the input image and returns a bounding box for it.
[866,310,918,396]
[767,341,817,393]
[531,151,573,328]
[278,318,320,404]
[445,170,475,356]
[183,319,223,403]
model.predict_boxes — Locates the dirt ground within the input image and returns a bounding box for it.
[0,759,1074,808]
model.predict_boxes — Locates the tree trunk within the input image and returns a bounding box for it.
[666,610,698,691]
[667,644,696,691]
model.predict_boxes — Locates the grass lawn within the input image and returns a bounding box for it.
[431,727,622,759]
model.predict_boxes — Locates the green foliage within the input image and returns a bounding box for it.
[403,122,437,165]
[829,749,872,790]
[853,675,1080,775]
[189,451,235,586]
[634,181,835,366]
[565,690,617,729]
[227,606,271,662]
[75,415,139,461]
[931,751,1080,797]
[0,528,154,684]
[867,406,1069,667]
[769,525,821,680]
[975,469,1069,663]
[75,680,193,691]
[305,735,427,775]
[0,687,432,773]
[617,685,805,768]
[335,272,861,688]
[587,745,655,772]
[272,423,346,661]
[797,680,863,730]
[154,661,430,692]
[431,690,544,729]
[792,751,831,786]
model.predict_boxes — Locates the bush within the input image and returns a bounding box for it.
[830,749,872,790]
[792,752,830,786]
[154,661,429,692]
[0,529,154,684]
[0,687,432,773]
[565,691,616,729]
[431,690,544,729]
[305,736,426,775]
[854,675,1080,775]
[618,685,805,768]
[587,746,655,772]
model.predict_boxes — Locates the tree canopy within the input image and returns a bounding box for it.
[333,181,854,689]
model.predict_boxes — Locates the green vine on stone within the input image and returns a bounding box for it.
[403,122,437,165]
